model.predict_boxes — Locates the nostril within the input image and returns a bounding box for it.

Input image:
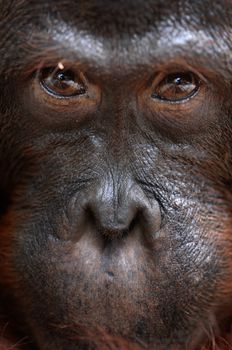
[85,206,97,227]
[128,215,139,232]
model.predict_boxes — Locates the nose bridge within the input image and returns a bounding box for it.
[99,91,132,162]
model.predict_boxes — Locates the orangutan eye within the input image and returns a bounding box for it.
[40,67,86,98]
[151,72,200,102]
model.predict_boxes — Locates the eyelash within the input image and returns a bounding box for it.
[36,63,203,107]
[151,71,201,103]
[39,66,87,98]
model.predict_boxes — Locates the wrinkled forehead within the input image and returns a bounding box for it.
[2,0,231,75]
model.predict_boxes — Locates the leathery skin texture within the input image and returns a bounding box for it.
[0,1,232,349]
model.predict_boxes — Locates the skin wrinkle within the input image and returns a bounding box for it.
[0,1,231,77]
[1,0,232,350]
[6,24,232,75]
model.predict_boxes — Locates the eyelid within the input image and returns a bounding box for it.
[38,64,89,99]
[150,70,202,103]
[31,62,101,111]
[152,69,200,87]
[151,60,209,84]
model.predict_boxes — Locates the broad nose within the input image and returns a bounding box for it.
[84,180,161,238]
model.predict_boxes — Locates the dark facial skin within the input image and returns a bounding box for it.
[1,0,232,349]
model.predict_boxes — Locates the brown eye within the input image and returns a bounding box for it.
[152,72,200,102]
[40,67,86,98]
